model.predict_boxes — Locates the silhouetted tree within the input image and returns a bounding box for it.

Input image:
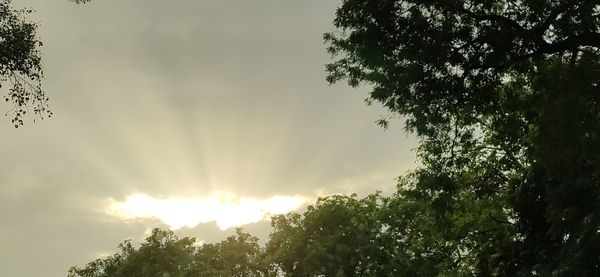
[326,0,600,275]
[0,0,92,127]
[67,228,272,277]
[0,0,51,127]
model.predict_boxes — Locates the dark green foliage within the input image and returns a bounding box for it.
[325,0,600,137]
[266,194,392,276]
[193,229,272,276]
[67,228,272,277]
[326,0,600,275]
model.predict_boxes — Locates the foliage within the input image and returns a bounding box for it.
[266,194,392,276]
[67,228,270,277]
[325,0,600,275]
[0,0,88,127]
[325,0,600,136]
[0,0,51,127]
[193,229,272,276]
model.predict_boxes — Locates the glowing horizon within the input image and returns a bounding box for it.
[106,193,310,230]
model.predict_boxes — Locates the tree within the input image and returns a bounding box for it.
[0,0,90,128]
[193,228,273,277]
[325,0,600,134]
[0,0,51,127]
[67,228,270,277]
[266,194,395,276]
[67,229,197,277]
[326,0,600,275]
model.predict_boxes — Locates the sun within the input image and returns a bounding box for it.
[106,193,309,230]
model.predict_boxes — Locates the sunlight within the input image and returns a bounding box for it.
[106,193,309,230]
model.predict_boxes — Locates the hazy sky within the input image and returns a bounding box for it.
[1,0,416,276]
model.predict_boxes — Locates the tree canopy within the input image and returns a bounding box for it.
[68,228,273,277]
[325,0,600,136]
[325,0,600,275]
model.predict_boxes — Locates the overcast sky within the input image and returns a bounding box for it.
[1,0,416,276]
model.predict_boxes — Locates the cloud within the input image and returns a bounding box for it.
[106,193,310,230]
[1,0,417,276]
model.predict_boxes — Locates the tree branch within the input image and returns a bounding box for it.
[540,32,600,53]
[439,2,526,33]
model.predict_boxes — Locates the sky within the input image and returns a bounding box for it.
[1,0,417,276]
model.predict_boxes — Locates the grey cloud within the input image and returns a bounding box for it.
[1,0,417,276]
